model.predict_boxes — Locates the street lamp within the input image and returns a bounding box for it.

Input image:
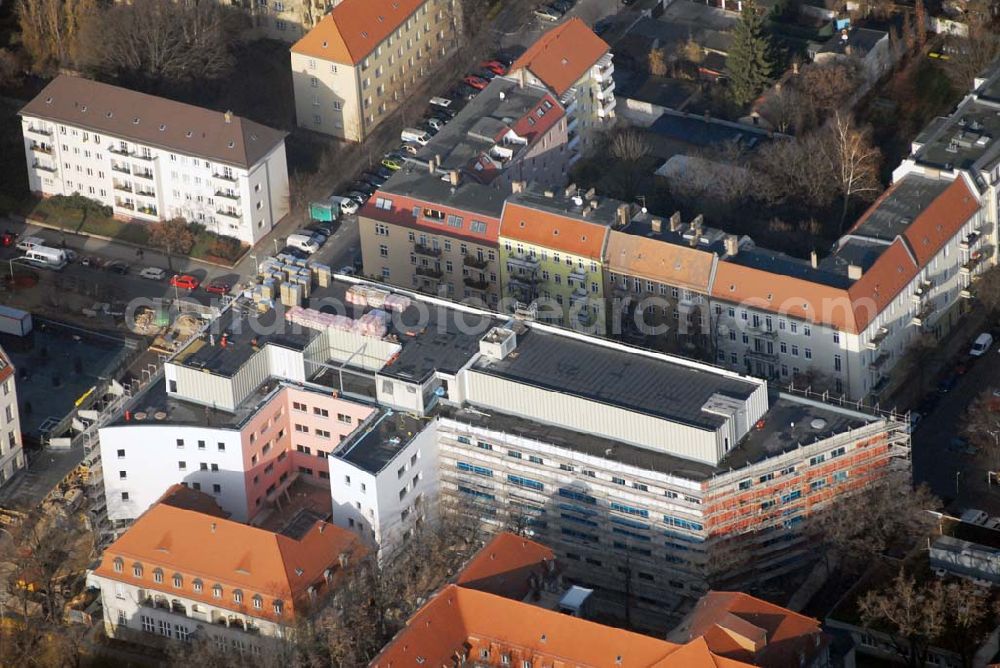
[7,256,30,282]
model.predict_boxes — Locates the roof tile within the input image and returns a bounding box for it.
[291,0,426,64]
[509,18,610,96]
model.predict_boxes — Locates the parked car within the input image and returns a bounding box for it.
[105,260,129,275]
[463,75,489,90]
[421,122,439,136]
[401,128,432,146]
[349,181,376,196]
[16,236,45,252]
[426,117,446,132]
[474,68,497,80]
[0,231,16,247]
[205,278,231,295]
[279,246,309,260]
[80,256,102,268]
[534,5,563,21]
[429,96,453,109]
[169,274,200,290]
[398,142,421,156]
[304,224,331,240]
[63,249,78,263]
[381,156,405,171]
[962,509,989,525]
[139,267,167,281]
[339,198,360,215]
[970,332,994,357]
[360,171,388,186]
[937,373,959,394]
[480,60,507,76]
[429,107,456,121]
[345,191,369,205]
[338,265,356,276]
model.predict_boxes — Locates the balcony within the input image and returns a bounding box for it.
[133,170,154,180]
[111,162,131,174]
[911,301,935,327]
[746,322,777,339]
[413,242,442,258]
[595,79,616,101]
[212,172,238,182]
[215,189,240,201]
[959,230,981,251]
[137,205,158,216]
[961,252,984,275]
[135,188,156,198]
[31,161,56,173]
[746,346,778,362]
[594,53,614,81]
[567,130,580,150]
[464,277,490,292]
[25,125,52,137]
[216,208,240,219]
[597,96,617,118]
[865,326,889,350]
[868,351,890,371]
[29,142,53,154]
[416,265,443,279]
[109,146,132,157]
[507,253,539,270]
[678,296,704,314]
[911,279,933,303]
[115,200,135,211]
[134,151,154,162]
[113,182,133,193]
[463,254,489,269]
[961,287,974,299]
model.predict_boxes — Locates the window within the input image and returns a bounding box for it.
[173,574,182,588]
[113,557,124,573]
[213,484,221,493]
[133,563,143,577]
[375,197,393,210]
[178,461,186,471]
[507,450,522,459]
[176,439,184,448]
[121,492,130,501]
[253,595,263,609]
[612,476,625,486]
[212,584,223,599]
[233,590,243,604]
[218,442,225,452]
[507,474,544,491]
[153,569,164,584]
[528,455,543,465]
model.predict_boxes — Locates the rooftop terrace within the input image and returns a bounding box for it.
[335,409,430,474]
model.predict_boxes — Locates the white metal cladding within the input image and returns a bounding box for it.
[463,370,723,465]
[229,346,272,410]
[166,362,237,411]
[265,345,307,385]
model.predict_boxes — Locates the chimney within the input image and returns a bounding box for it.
[810,250,818,269]
[543,189,555,198]
[434,154,442,168]
[516,68,526,88]
[615,203,630,228]
[669,211,682,232]
[319,522,326,533]
[689,231,699,247]
[224,110,233,124]
[691,213,704,231]
[724,234,739,257]
[449,170,460,186]
[584,187,596,199]
[650,218,662,233]
[564,183,577,197]
[428,160,436,174]
[589,199,599,209]
[848,263,863,280]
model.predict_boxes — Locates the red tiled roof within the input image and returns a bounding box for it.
[291,0,426,64]
[454,532,556,600]
[500,201,610,259]
[510,18,610,96]
[359,191,501,244]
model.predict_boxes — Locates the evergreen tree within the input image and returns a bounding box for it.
[725,1,774,107]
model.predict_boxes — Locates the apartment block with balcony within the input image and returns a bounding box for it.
[87,485,364,653]
[290,0,458,142]
[710,173,983,401]
[499,184,629,334]
[358,169,506,304]
[19,76,289,246]
[507,18,616,155]
[0,342,26,490]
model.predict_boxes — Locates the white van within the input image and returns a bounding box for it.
[970,332,994,357]
[23,245,67,270]
[429,96,453,109]
[401,128,431,146]
[16,236,45,252]
[285,233,320,255]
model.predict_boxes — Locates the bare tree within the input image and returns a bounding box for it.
[962,389,1000,478]
[606,128,651,201]
[148,218,196,271]
[859,569,948,668]
[648,48,668,77]
[16,0,95,73]
[78,0,248,90]
[794,61,863,129]
[806,473,939,577]
[757,84,805,134]
[943,27,1000,91]
[0,50,22,89]
[826,112,882,229]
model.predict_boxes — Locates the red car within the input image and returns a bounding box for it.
[205,279,231,295]
[463,75,489,91]
[480,60,508,76]
[169,274,200,290]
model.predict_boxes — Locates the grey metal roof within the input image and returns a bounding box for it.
[20,75,287,169]
[471,328,760,430]
[379,163,507,219]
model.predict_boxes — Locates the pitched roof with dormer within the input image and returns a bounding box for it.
[509,18,610,96]
[291,0,427,65]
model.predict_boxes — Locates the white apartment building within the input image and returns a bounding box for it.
[326,412,440,554]
[20,75,289,246]
[290,0,458,142]
[506,18,616,155]
[710,172,984,401]
[0,342,26,488]
[88,486,363,652]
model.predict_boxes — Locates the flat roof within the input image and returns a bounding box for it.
[942,517,1000,550]
[471,328,760,430]
[506,187,623,228]
[841,175,950,243]
[335,410,429,474]
[379,163,507,219]
[913,95,1000,173]
[383,304,492,382]
[439,390,874,481]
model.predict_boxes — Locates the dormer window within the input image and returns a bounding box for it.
[112,557,124,573]
[252,594,263,609]
[233,590,243,604]
[153,568,164,584]
[273,600,284,614]
[133,563,143,578]
[172,574,183,588]
[212,584,223,599]
[193,579,203,593]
